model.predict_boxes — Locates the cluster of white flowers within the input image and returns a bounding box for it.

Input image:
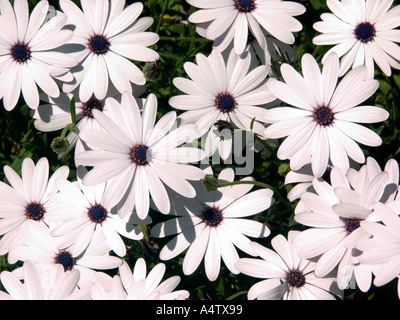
[0,0,400,300]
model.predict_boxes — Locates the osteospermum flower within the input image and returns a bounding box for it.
[0,261,91,300]
[91,260,190,300]
[60,0,159,102]
[235,232,343,300]
[49,166,144,258]
[75,92,206,220]
[293,160,394,291]
[151,167,273,281]
[0,0,76,111]
[186,0,305,55]
[31,87,145,159]
[264,52,389,178]
[9,221,122,288]
[0,157,69,262]
[358,201,400,298]
[313,0,400,78]
[169,49,276,160]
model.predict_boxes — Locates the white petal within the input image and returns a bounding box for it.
[133,167,150,220]
[21,64,39,110]
[223,189,274,218]
[334,120,382,147]
[0,0,17,43]
[233,13,248,55]
[24,0,49,43]
[223,218,270,238]
[102,222,126,257]
[315,241,347,277]
[205,10,237,40]
[204,228,221,281]
[1,62,22,111]
[277,120,316,160]
[150,163,198,198]
[301,54,323,105]
[104,2,144,38]
[0,271,29,300]
[28,59,59,98]
[335,106,389,123]
[182,225,209,275]
[266,78,313,111]
[111,43,159,62]
[279,63,318,108]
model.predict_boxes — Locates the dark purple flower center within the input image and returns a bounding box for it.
[130,144,150,166]
[54,250,76,272]
[313,105,334,127]
[88,204,108,224]
[10,42,31,63]
[83,97,103,118]
[215,92,237,114]
[202,206,223,227]
[354,22,376,43]
[88,34,110,55]
[287,269,306,288]
[345,217,361,235]
[234,0,256,13]
[25,202,46,221]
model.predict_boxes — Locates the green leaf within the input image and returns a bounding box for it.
[310,0,321,9]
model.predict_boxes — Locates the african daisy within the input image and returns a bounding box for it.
[313,0,400,78]
[235,232,343,300]
[293,159,396,291]
[75,92,206,220]
[0,0,76,111]
[49,166,144,258]
[186,0,305,55]
[91,259,190,300]
[0,157,69,263]
[264,52,389,178]
[9,221,122,288]
[169,48,276,161]
[0,261,91,300]
[358,201,400,298]
[60,0,159,102]
[151,167,273,281]
[31,88,144,159]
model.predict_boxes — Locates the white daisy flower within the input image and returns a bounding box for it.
[186,0,305,55]
[358,201,400,297]
[235,231,343,300]
[48,166,144,258]
[31,87,145,159]
[0,0,77,111]
[195,20,298,71]
[91,260,190,300]
[264,52,389,178]
[151,167,273,281]
[60,0,159,102]
[9,221,122,288]
[169,48,276,161]
[313,0,400,78]
[293,159,395,291]
[0,261,91,300]
[75,92,206,220]
[0,157,69,262]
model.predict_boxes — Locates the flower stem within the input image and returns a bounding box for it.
[155,0,169,35]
